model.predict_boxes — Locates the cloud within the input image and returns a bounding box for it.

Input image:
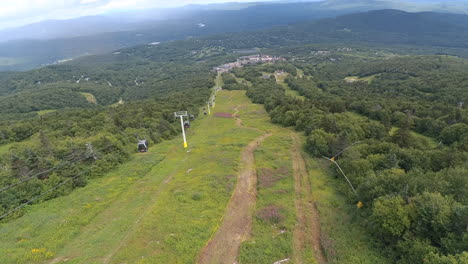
[0,0,270,30]
[80,0,102,4]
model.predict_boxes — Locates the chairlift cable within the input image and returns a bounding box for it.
[0,168,91,220]
[322,156,359,198]
[0,143,116,193]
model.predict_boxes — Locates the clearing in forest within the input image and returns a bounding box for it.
[79,92,97,104]
[291,133,326,264]
[197,133,270,264]
[0,88,387,264]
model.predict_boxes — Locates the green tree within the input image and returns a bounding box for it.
[305,129,337,157]
[372,195,411,239]
[440,124,468,145]
[424,252,468,264]
[410,192,460,246]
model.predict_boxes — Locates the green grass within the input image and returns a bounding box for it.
[274,72,305,101]
[346,112,438,149]
[0,143,13,156]
[107,91,261,263]
[37,110,57,116]
[0,90,261,264]
[284,86,305,101]
[0,137,38,157]
[233,74,252,87]
[237,94,387,263]
[296,68,304,79]
[238,96,296,264]
[110,98,124,107]
[79,92,97,104]
[389,127,438,149]
[194,47,225,60]
[214,72,224,92]
[0,90,388,263]
[0,141,170,263]
[306,158,391,264]
[344,75,379,84]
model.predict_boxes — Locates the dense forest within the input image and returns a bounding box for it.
[0,41,219,220]
[0,0,374,71]
[0,43,223,114]
[0,86,212,220]
[2,9,468,115]
[229,54,468,263]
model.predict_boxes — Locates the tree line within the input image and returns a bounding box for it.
[235,57,467,263]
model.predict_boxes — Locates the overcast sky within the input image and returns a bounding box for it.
[0,0,283,30]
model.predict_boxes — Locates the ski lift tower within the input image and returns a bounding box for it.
[175,111,189,148]
[206,101,211,115]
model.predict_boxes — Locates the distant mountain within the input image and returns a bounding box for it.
[0,16,146,43]
[0,1,370,71]
[0,2,266,43]
[213,9,468,50]
[1,0,467,44]
[1,1,468,71]
[296,9,468,47]
[2,8,468,114]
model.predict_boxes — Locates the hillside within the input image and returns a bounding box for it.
[0,89,390,264]
[3,0,468,71]
[0,1,350,71]
[221,9,468,50]
[0,7,467,264]
[2,9,468,114]
[1,52,467,263]
[299,9,468,47]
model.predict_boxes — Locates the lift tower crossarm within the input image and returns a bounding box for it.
[174,111,188,148]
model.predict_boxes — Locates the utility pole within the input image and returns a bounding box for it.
[175,111,188,148]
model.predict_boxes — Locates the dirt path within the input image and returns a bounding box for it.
[197,129,270,264]
[291,133,327,264]
[233,106,243,127]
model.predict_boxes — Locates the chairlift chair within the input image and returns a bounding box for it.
[138,139,149,152]
[184,120,190,129]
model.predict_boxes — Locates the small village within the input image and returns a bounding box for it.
[213,54,285,73]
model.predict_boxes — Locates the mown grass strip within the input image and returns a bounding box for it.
[305,158,391,264]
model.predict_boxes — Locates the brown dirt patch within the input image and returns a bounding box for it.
[214,112,233,118]
[233,106,242,127]
[291,133,327,264]
[258,166,289,188]
[197,133,271,264]
[256,205,285,224]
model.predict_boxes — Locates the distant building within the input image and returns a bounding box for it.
[275,70,285,75]
[213,54,285,73]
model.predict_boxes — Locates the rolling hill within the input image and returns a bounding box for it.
[2,0,468,71]
[226,9,468,49]
[1,9,468,115]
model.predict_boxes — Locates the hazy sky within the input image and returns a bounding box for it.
[0,0,282,30]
